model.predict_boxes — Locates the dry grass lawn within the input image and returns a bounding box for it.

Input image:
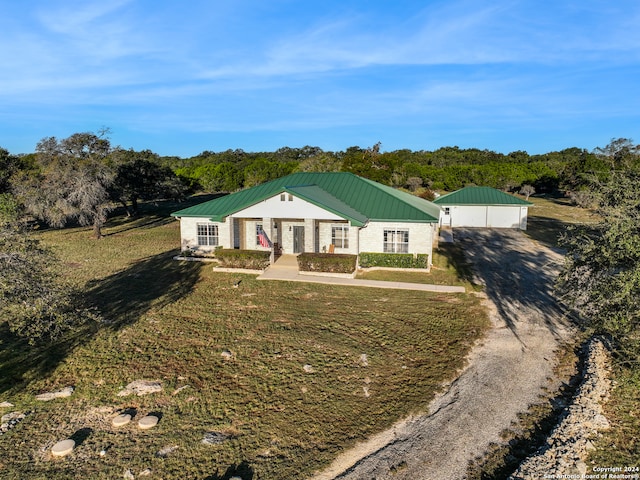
[0,205,488,479]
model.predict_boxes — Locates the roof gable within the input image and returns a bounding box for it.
[433,186,532,206]
[171,172,440,224]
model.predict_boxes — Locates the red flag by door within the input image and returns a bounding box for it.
[258,231,271,248]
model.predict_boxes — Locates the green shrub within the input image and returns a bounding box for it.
[215,249,270,269]
[297,253,357,273]
[359,252,430,269]
[415,254,430,268]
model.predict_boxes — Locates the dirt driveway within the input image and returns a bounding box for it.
[311,229,575,480]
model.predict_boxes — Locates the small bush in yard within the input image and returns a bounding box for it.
[359,252,430,269]
[215,249,270,269]
[297,253,357,273]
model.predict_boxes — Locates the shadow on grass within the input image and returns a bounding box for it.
[0,324,82,395]
[103,215,175,236]
[84,250,203,330]
[435,243,477,286]
[525,215,573,249]
[70,427,93,447]
[0,251,203,395]
[205,460,254,480]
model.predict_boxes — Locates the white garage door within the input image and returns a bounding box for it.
[451,206,488,227]
[487,206,522,228]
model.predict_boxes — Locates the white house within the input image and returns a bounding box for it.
[433,186,532,230]
[171,172,442,263]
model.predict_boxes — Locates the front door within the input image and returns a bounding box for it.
[293,226,305,253]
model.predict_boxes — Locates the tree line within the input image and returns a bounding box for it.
[2,133,639,237]
[2,131,640,365]
[162,141,639,198]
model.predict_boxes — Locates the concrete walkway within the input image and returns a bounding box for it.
[257,255,466,293]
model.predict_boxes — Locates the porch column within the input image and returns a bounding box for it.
[263,217,272,242]
[304,218,315,253]
[228,217,235,249]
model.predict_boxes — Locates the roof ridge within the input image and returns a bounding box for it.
[357,176,441,219]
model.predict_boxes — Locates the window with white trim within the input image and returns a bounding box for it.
[383,229,409,253]
[197,223,219,246]
[331,225,349,249]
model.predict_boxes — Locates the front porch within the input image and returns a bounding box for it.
[232,217,355,256]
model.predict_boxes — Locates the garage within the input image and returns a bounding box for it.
[433,186,532,230]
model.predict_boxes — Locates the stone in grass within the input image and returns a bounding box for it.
[138,415,159,430]
[303,364,315,373]
[359,353,369,367]
[221,350,233,360]
[112,413,132,427]
[156,445,179,457]
[36,386,74,401]
[202,431,232,445]
[51,439,75,457]
[0,402,14,408]
[117,380,162,397]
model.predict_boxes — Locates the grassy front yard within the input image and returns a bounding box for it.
[0,211,488,479]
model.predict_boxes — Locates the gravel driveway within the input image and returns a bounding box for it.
[311,229,575,480]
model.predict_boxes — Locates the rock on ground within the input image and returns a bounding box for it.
[35,386,74,401]
[117,380,162,397]
[509,337,611,479]
[1,411,27,436]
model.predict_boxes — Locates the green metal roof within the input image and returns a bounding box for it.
[171,172,440,225]
[433,186,533,206]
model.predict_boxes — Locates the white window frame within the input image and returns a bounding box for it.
[383,229,409,253]
[331,225,349,249]
[197,223,219,246]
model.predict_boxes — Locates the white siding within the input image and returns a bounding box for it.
[317,221,358,254]
[358,221,434,258]
[178,217,232,252]
[441,205,529,230]
[233,193,344,220]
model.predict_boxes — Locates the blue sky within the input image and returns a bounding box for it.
[1,0,639,157]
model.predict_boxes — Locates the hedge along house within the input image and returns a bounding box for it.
[433,186,532,230]
[171,172,442,264]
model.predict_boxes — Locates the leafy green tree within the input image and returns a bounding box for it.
[15,131,114,238]
[243,158,295,188]
[557,169,640,365]
[297,152,342,172]
[0,194,99,343]
[341,143,398,184]
[110,149,186,216]
[594,137,640,171]
[0,148,20,193]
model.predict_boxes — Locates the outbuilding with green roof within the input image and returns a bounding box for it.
[433,186,532,230]
[171,172,441,262]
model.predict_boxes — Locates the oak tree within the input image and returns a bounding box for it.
[16,131,114,238]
